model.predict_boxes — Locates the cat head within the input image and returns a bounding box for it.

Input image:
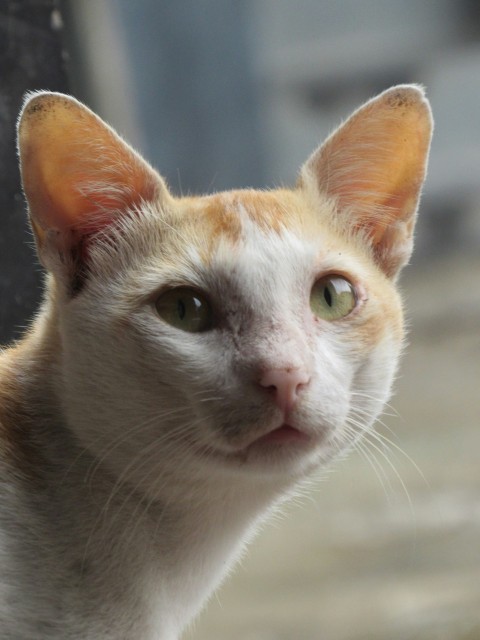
[17,87,432,493]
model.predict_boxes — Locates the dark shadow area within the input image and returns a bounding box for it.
[0,0,68,345]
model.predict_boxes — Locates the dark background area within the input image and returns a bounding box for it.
[0,0,68,344]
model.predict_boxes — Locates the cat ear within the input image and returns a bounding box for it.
[299,85,433,278]
[17,91,171,277]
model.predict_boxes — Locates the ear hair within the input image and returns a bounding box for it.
[17,91,172,287]
[299,85,433,278]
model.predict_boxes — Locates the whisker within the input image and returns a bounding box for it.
[366,428,430,490]
[353,437,393,503]
[60,405,192,485]
[361,431,416,524]
[117,417,217,550]
[350,391,400,418]
[81,417,206,565]
[85,406,194,486]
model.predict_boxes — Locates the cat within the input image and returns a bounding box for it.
[0,84,432,639]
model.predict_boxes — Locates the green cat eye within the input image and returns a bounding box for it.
[155,288,213,333]
[310,275,356,321]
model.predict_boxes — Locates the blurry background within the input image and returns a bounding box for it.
[1,1,479,638]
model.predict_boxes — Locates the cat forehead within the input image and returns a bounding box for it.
[177,189,313,241]
[169,189,340,262]
[168,190,312,272]
[150,189,367,287]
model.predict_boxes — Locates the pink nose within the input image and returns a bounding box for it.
[259,368,310,414]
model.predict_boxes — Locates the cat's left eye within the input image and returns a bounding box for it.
[155,288,214,333]
[310,275,356,321]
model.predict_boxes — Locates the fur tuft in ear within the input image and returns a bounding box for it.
[17,91,171,285]
[299,85,433,278]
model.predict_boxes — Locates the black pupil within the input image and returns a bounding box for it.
[324,285,333,307]
[177,299,186,320]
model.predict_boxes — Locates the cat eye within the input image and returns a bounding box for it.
[310,275,356,321]
[155,288,214,333]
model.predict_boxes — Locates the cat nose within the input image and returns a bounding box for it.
[258,368,310,414]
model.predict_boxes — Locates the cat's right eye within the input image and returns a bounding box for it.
[310,275,356,321]
[155,287,214,333]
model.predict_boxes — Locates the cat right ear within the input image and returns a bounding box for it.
[299,85,433,279]
[17,91,171,280]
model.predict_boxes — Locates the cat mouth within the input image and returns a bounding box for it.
[249,424,311,447]
[226,422,320,468]
[194,422,321,469]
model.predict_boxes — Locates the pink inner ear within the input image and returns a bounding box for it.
[19,92,165,247]
[71,163,161,264]
[301,86,433,276]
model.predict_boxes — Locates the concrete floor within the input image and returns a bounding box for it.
[187,252,480,640]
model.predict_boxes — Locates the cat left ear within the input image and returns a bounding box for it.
[17,91,171,276]
[299,85,433,278]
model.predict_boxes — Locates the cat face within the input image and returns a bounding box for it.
[17,86,432,493]
[53,188,402,492]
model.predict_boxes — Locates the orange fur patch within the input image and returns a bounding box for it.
[178,189,308,242]
[200,196,243,243]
